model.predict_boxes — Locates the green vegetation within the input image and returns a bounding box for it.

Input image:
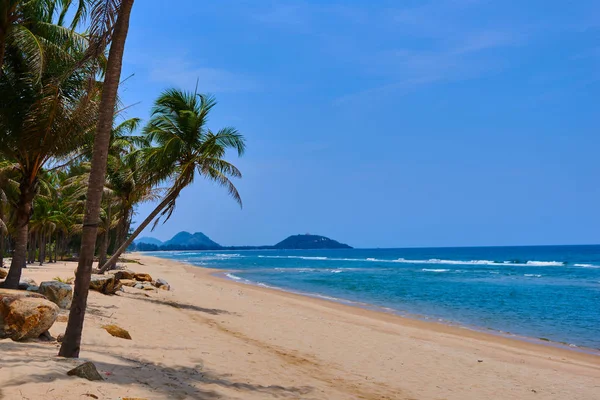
[0,0,245,357]
[53,276,74,284]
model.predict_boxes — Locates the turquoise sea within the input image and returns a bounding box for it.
[149,245,600,351]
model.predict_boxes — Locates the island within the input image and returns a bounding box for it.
[133,232,352,251]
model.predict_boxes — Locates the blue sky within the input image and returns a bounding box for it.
[121,0,600,248]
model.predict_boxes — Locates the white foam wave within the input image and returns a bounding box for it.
[422,268,450,272]
[525,261,563,266]
[225,273,243,281]
[258,255,329,260]
[574,263,600,268]
[395,258,565,267]
[256,254,569,268]
[524,274,542,277]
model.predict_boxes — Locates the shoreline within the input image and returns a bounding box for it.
[178,264,599,366]
[210,269,600,357]
[140,248,598,357]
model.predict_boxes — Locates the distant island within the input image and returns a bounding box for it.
[132,232,352,251]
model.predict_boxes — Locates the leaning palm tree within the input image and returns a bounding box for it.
[99,89,246,272]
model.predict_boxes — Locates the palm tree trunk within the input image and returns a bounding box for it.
[59,0,135,359]
[3,179,35,289]
[0,30,6,79]
[48,234,53,263]
[107,203,129,270]
[27,233,33,264]
[99,191,177,273]
[54,234,58,263]
[39,232,46,265]
[0,234,3,269]
[98,201,112,268]
[0,204,4,268]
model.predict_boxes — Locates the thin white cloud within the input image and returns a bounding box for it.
[148,58,259,93]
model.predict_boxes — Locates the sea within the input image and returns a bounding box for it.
[148,245,600,352]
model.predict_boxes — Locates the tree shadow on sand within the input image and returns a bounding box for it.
[0,342,312,399]
[120,291,238,316]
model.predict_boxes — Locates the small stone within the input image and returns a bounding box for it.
[154,278,169,288]
[56,315,68,323]
[18,277,37,290]
[67,362,104,381]
[142,284,155,291]
[57,333,64,342]
[159,285,170,291]
[102,324,132,340]
[38,330,55,341]
[119,279,137,287]
[0,268,7,279]
[133,273,152,282]
[133,283,143,290]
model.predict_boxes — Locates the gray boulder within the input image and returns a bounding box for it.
[39,281,73,309]
[0,289,59,340]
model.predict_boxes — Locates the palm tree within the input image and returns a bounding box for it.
[60,0,135,359]
[0,0,88,78]
[99,89,246,272]
[0,13,100,288]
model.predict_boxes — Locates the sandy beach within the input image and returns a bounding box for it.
[1,253,599,400]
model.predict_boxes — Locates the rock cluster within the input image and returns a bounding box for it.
[89,274,121,295]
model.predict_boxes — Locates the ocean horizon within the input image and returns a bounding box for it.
[147,244,600,352]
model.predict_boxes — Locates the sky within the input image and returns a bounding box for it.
[119,0,600,248]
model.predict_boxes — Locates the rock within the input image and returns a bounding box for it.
[0,268,7,279]
[26,286,39,293]
[57,332,64,342]
[0,289,59,340]
[89,274,121,295]
[39,330,55,341]
[102,324,131,339]
[154,278,169,288]
[39,281,73,309]
[119,279,137,287]
[67,362,104,381]
[56,314,68,323]
[18,277,37,290]
[114,270,135,280]
[142,284,155,291]
[133,273,152,282]
[154,278,171,291]
[133,283,143,290]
